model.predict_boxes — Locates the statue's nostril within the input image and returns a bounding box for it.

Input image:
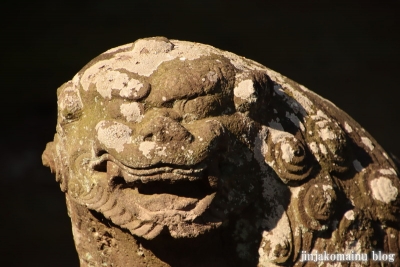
[143,133,154,142]
[93,161,107,172]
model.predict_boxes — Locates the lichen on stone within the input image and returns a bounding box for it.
[43,37,400,266]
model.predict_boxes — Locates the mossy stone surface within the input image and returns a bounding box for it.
[43,37,400,266]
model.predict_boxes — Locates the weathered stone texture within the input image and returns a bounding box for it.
[43,37,400,266]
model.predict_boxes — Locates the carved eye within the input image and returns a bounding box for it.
[174,94,223,122]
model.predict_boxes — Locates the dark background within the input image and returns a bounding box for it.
[1,0,399,266]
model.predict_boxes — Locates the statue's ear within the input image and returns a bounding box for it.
[42,141,56,174]
[233,70,272,118]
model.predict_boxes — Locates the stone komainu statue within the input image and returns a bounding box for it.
[42,37,400,267]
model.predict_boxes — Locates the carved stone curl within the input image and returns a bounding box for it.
[43,37,400,266]
[264,128,313,184]
[294,179,337,231]
[305,112,351,173]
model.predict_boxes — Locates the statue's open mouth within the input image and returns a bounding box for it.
[88,153,216,213]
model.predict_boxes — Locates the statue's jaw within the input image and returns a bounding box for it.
[79,153,222,239]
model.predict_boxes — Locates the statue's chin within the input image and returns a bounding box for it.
[117,189,221,239]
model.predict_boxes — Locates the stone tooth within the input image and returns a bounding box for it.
[111,209,133,225]
[103,202,123,218]
[122,219,143,231]
[143,224,164,240]
[189,193,216,218]
[98,194,117,213]
[130,223,154,237]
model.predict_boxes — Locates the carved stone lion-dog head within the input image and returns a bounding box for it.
[43,37,400,266]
